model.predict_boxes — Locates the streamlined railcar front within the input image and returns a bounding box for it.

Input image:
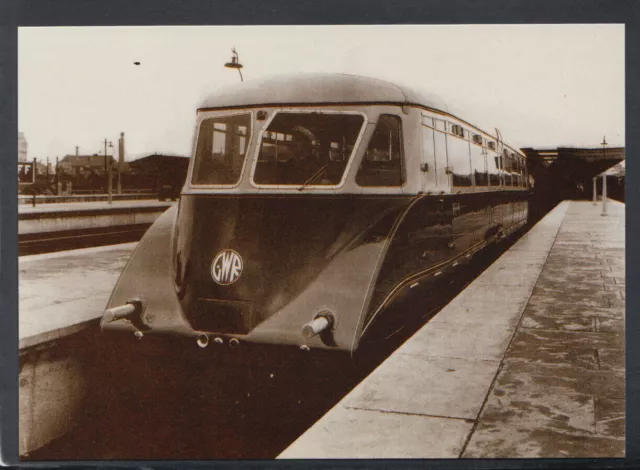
[100,95,420,360]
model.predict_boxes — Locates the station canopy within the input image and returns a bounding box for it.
[599,160,625,177]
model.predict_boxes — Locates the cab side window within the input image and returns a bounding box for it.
[356,115,404,187]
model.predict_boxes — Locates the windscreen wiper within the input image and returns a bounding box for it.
[298,164,329,191]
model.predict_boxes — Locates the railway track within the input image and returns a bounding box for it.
[19,224,150,255]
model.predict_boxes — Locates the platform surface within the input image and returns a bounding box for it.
[279,200,625,459]
[19,243,137,349]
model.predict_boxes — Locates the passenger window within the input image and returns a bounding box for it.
[253,112,364,186]
[452,124,464,138]
[448,142,473,187]
[192,113,251,185]
[472,145,488,187]
[488,148,501,186]
[510,154,518,187]
[517,156,525,187]
[356,115,404,187]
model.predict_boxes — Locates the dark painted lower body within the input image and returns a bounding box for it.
[359,190,529,345]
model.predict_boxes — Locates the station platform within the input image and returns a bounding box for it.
[18,199,172,216]
[18,200,173,235]
[19,243,137,349]
[279,200,625,459]
[17,193,158,205]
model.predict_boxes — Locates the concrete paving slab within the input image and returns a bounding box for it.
[595,397,625,437]
[520,305,624,333]
[476,376,596,434]
[506,329,623,370]
[487,361,624,400]
[19,243,136,348]
[279,407,473,459]
[343,354,499,420]
[462,422,624,458]
[452,283,535,306]
[525,285,618,310]
[429,299,523,328]
[19,295,116,350]
[535,270,606,287]
[395,321,515,362]
[597,348,625,372]
[606,262,626,273]
[463,359,625,458]
[543,260,608,270]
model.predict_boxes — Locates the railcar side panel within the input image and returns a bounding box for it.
[358,189,528,344]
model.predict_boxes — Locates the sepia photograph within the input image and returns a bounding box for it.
[15,23,625,461]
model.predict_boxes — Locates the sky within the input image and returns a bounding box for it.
[18,24,624,162]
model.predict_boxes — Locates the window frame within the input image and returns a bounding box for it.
[249,108,369,190]
[188,110,254,189]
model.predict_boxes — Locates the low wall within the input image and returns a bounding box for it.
[19,205,170,235]
[19,330,94,457]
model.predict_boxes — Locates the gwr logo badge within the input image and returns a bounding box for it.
[211,249,243,285]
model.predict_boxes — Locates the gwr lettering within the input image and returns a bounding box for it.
[211,250,243,284]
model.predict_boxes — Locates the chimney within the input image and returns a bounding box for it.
[75,146,79,156]
[119,132,125,166]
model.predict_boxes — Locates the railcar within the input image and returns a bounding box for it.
[101,73,529,362]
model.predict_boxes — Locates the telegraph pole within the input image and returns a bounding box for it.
[56,157,60,195]
[117,132,125,194]
[600,136,608,215]
[104,138,113,203]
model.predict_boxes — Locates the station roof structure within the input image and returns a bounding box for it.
[599,159,625,177]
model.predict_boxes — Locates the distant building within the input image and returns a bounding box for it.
[127,154,189,191]
[34,161,48,176]
[58,154,119,177]
[522,146,625,166]
[18,132,28,162]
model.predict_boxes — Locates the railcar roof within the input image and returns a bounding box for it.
[198,73,450,112]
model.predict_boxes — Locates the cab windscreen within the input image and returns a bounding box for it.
[253,112,364,187]
[192,113,251,185]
